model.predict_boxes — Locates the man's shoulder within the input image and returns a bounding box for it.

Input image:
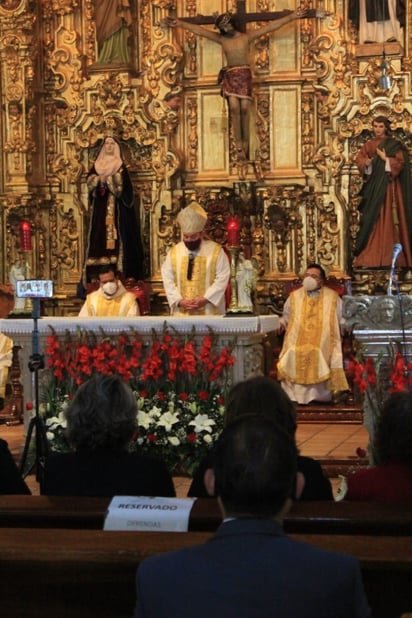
[322,285,340,299]
[87,288,100,300]
[123,290,138,301]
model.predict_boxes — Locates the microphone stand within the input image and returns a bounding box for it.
[393,276,410,388]
[387,244,402,296]
[19,298,49,490]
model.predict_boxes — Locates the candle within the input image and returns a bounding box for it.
[227,216,241,247]
[19,220,32,251]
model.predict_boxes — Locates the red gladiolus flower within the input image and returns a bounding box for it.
[187,433,197,443]
[179,392,189,401]
[198,390,208,401]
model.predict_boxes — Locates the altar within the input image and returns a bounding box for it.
[0,315,279,427]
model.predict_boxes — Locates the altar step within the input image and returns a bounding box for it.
[296,402,363,424]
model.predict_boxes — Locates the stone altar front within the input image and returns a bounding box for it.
[0,315,279,427]
[342,294,412,357]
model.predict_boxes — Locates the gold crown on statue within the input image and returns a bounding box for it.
[177,202,208,234]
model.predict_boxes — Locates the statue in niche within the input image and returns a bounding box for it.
[353,116,412,268]
[9,261,26,313]
[94,0,132,65]
[80,136,144,293]
[163,9,310,161]
[348,0,405,44]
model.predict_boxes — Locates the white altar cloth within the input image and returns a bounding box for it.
[0,315,279,426]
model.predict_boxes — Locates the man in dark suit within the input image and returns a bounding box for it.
[134,415,371,618]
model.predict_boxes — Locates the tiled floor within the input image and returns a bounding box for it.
[0,420,370,499]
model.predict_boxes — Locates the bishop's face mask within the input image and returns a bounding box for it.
[184,238,202,252]
[302,275,319,292]
[101,280,118,296]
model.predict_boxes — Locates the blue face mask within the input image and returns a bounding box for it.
[184,239,201,252]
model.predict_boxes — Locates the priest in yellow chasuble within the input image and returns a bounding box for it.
[161,203,230,316]
[79,264,139,317]
[277,264,348,405]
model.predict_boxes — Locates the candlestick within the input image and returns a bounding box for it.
[226,246,240,314]
[19,220,32,251]
[227,216,241,247]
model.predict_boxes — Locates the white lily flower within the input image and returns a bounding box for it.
[45,411,67,430]
[168,436,180,446]
[148,405,162,418]
[203,434,213,444]
[189,414,216,433]
[157,411,180,432]
[138,411,155,430]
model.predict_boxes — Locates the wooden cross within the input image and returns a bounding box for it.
[177,0,318,33]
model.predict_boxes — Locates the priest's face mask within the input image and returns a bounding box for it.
[183,232,203,252]
[99,271,118,297]
[302,268,323,292]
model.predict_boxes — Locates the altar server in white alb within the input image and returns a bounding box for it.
[161,202,230,316]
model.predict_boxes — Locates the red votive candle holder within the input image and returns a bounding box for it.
[19,220,32,251]
[227,216,241,247]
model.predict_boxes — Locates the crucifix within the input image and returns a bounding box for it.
[164,1,325,160]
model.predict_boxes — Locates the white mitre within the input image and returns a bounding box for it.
[177,203,207,234]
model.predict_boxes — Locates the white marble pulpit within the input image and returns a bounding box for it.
[0,315,279,427]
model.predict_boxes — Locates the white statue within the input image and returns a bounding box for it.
[236,252,257,312]
[9,260,26,313]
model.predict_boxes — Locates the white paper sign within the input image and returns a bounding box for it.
[103,496,196,532]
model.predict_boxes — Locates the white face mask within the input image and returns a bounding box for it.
[101,281,118,296]
[302,276,319,292]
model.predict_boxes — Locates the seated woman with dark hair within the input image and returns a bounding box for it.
[43,375,175,497]
[188,376,333,501]
[0,438,30,495]
[343,391,412,503]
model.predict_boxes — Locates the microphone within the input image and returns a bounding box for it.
[391,243,403,271]
[387,243,403,295]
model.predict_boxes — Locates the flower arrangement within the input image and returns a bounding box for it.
[41,326,235,474]
[348,345,412,462]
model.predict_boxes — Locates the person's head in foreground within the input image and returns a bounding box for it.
[225,375,297,435]
[134,413,371,618]
[374,390,412,465]
[66,374,137,451]
[204,414,301,519]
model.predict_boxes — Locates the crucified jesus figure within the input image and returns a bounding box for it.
[163,8,312,160]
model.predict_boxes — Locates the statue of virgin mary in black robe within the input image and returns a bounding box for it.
[79,136,144,293]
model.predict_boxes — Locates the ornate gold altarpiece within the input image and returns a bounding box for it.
[1,0,412,318]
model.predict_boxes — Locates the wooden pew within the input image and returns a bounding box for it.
[0,527,411,618]
[1,495,412,536]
